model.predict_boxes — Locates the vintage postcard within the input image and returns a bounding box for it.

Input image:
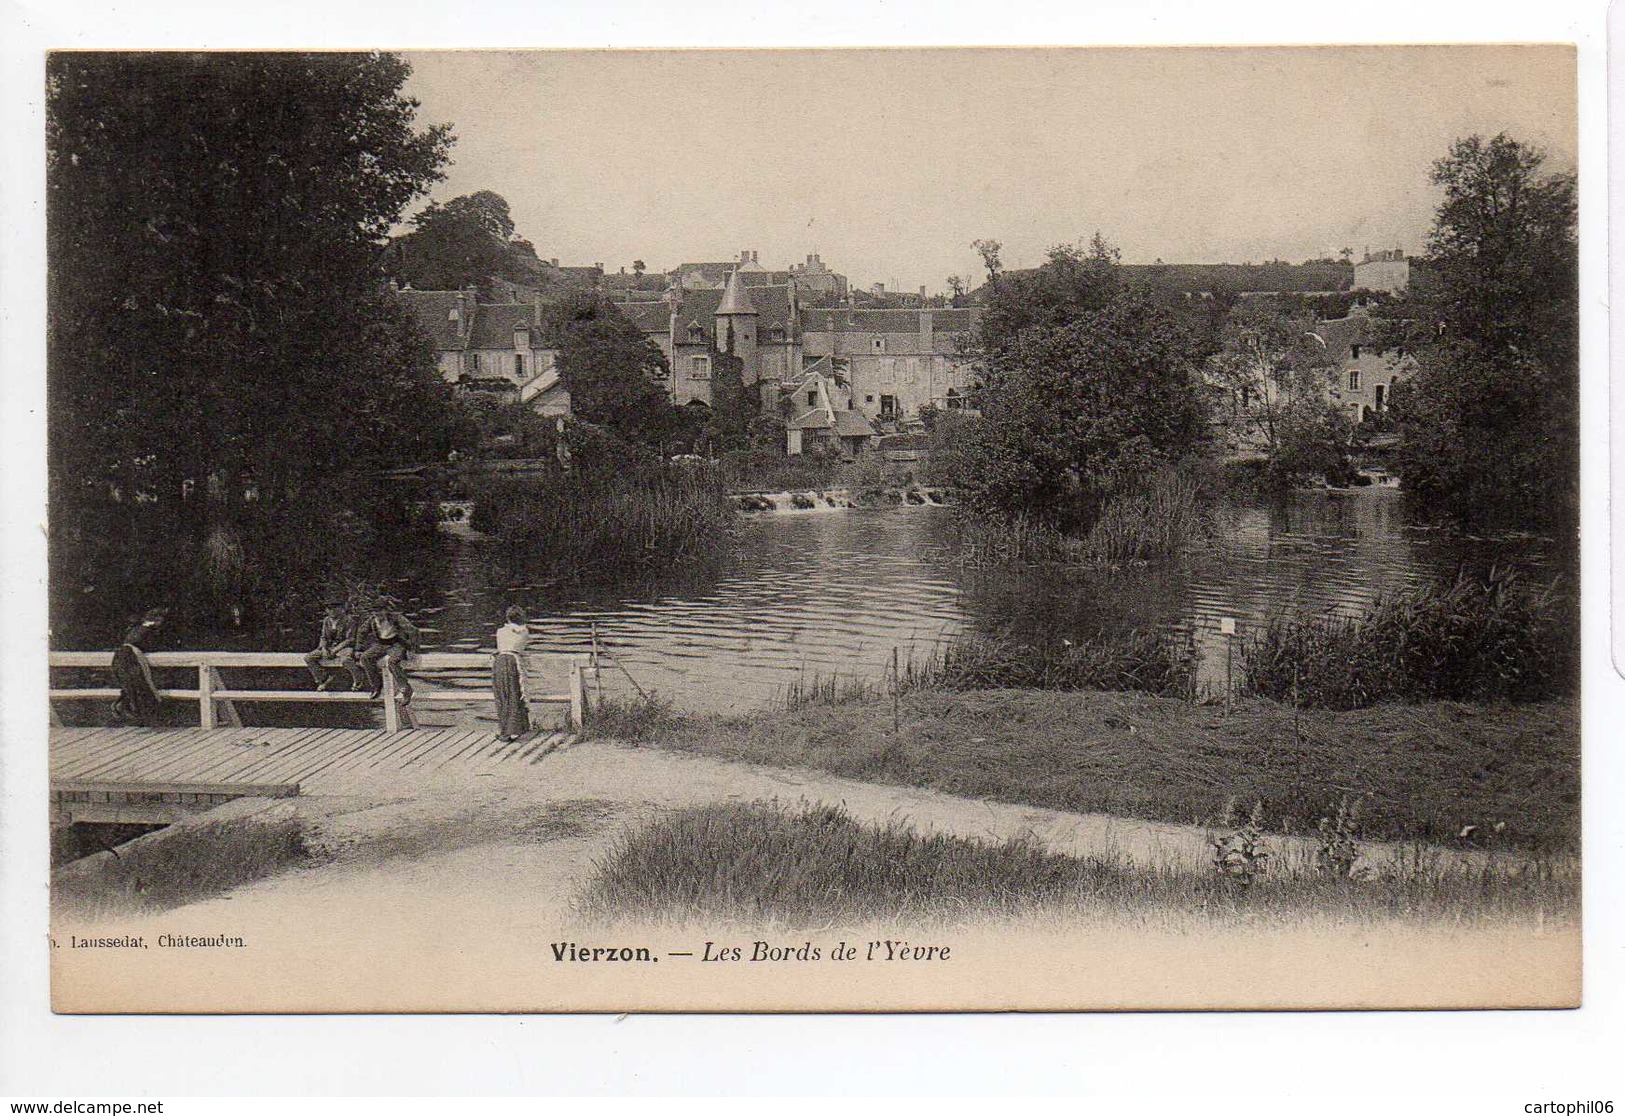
[42,45,1580,1013]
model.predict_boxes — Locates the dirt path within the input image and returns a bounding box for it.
[59,735,1509,934]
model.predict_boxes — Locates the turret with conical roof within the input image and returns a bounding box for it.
[715,269,760,386]
[716,269,758,317]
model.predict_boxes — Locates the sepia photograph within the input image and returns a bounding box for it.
[34,43,1583,1014]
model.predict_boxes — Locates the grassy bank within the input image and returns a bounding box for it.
[53,812,317,917]
[589,688,1579,853]
[470,467,734,580]
[579,800,1575,929]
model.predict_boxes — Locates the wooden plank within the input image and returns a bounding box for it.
[49,725,155,773]
[274,731,387,783]
[52,650,590,670]
[103,727,266,783]
[373,726,458,771]
[297,729,407,779]
[427,728,501,771]
[49,688,202,701]
[159,730,294,785]
[529,732,566,764]
[209,667,242,729]
[50,778,298,798]
[400,727,480,770]
[53,727,208,780]
[223,726,340,782]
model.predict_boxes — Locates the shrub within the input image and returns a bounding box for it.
[1240,570,1576,709]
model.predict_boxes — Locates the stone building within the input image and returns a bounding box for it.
[800,307,981,424]
[1353,248,1410,296]
[395,287,570,416]
[1300,304,1415,423]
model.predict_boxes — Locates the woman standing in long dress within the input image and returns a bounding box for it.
[492,606,531,742]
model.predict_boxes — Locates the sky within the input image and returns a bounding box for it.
[400,46,1575,292]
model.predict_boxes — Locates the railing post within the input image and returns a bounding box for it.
[210,667,242,728]
[198,664,215,729]
[382,682,400,733]
[569,661,585,731]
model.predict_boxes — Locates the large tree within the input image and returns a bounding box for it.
[947,239,1209,530]
[47,52,454,634]
[1387,133,1578,532]
[545,294,675,446]
[385,189,551,295]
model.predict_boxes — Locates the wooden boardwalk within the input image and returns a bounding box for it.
[50,724,575,824]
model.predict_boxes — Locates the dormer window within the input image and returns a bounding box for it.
[872,337,886,353]
[687,322,704,343]
[1351,343,1361,359]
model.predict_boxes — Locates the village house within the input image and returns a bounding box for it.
[800,306,981,426]
[783,356,878,457]
[1303,303,1416,424]
[1352,247,1411,296]
[394,286,571,417]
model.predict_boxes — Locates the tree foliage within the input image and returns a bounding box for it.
[1388,134,1578,532]
[385,189,551,295]
[545,293,676,446]
[1207,301,1336,458]
[944,239,1209,531]
[47,51,454,637]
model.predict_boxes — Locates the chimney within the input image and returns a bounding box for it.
[550,258,559,268]
[920,309,933,350]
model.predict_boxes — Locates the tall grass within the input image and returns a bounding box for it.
[950,468,1207,568]
[470,467,734,579]
[1241,570,1576,710]
[900,631,1194,698]
[1085,469,1205,563]
[577,800,1577,929]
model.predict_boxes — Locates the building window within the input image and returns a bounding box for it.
[690,356,711,380]
[1348,369,1362,391]
[904,358,917,383]
[1351,344,1361,359]
[880,395,898,419]
[872,337,886,353]
[514,354,525,378]
[865,395,874,404]
[688,326,704,343]
[1375,384,1386,411]
[807,390,817,406]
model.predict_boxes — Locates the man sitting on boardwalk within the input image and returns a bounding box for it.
[357,599,420,705]
[304,599,365,691]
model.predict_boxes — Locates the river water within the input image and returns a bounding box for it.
[396,490,1558,716]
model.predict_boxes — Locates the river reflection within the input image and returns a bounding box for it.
[389,490,1557,716]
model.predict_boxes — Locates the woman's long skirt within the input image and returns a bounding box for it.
[492,652,530,738]
[112,644,161,724]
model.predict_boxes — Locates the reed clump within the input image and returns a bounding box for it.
[950,468,1208,568]
[1240,570,1576,710]
[470,467,734,579]
[901,631,1194,698]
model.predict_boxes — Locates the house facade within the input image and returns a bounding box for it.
[1299,304,1416,424]
[395,286,570,417]
[800,307,980,424]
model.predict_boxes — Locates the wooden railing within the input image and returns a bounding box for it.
[48,650,591,733]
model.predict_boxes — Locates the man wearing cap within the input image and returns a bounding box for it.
[357,599,420,704]
[304,600,365,691]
